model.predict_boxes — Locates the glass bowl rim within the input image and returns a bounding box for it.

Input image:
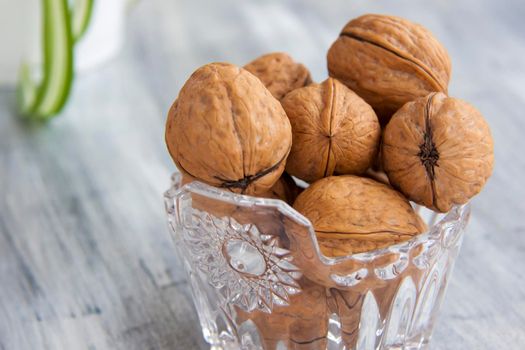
[165,173,470,265]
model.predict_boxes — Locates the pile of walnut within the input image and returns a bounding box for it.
[165,14,494,257]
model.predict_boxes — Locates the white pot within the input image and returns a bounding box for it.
[0,0,127,86]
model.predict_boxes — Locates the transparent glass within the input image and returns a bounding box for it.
[164,173,470,350]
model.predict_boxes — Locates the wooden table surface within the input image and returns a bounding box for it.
[1,0,524,349]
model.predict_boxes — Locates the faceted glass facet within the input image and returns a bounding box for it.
[164,173,470,350]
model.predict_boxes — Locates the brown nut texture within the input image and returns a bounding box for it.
[281,78,381,183]
[260,173,302,205]
[244,52,312,100]
[165,62,292,196]
[327,14,451,124]
[293,176,426,257]
[382,92,494,212]
[236,277,329,350]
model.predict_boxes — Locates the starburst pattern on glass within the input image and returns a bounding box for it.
[184,209,302,313]
[164,174,471,350]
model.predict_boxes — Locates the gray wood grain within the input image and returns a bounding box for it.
[1,0,524,349]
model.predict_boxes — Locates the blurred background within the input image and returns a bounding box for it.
[1,0,524,349]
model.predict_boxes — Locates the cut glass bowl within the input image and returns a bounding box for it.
[164,173,470,350]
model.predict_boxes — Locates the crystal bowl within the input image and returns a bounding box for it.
[164,173,470,350]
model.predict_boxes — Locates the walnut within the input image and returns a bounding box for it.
[179,174,195,187]
[382,92,494,212]
[183,171,300,205]
[260,173,302,205]
[293,176,426,257]
[281,78,380,183]
[165,62,292,196]
[327,14,451,125]
[236,277,329,350]
[244,52,312,100]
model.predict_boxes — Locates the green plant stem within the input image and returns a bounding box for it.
[17,0,94,121]
[72,0,94,42]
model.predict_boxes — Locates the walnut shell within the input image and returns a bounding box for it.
[293,176,426,257]
[165,63,292,196]
[260,173,302,205]
[244,52,312,100]
[236,277,329,350]
[327,14,451,124]
[281,78,381,183]
[382,92,494,212]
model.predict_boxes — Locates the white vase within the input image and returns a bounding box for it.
[0,0,127,86]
